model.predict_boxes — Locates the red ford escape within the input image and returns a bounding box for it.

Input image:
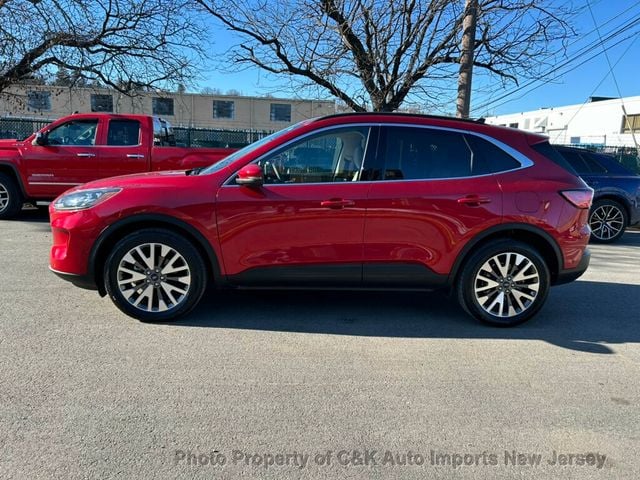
[49,113,593,326]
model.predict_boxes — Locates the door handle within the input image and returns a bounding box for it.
[76,153,96,158]
[457,195,492,206]
[126,154,145,159]
[320,198,355,209]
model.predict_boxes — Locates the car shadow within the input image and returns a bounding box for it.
[175,279,640,354]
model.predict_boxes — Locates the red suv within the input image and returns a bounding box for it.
[49,113,593,326]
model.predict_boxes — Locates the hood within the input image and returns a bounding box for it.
[79,170,189,189]
[0,138,20,149]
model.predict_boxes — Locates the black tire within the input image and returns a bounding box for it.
[0,172,23,219]
[457,240,550,327]
[589,199,628,244]
[104,228,207,322]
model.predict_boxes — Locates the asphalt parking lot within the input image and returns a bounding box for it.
[1,210,639,479]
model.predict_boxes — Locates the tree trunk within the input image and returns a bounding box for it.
[456,0,478,118]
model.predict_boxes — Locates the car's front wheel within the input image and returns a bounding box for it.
[105,229,207,322]
[589,199,627,243]
[457,240,550,326]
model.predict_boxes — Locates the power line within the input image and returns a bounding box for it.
[473,27,640,114]
[471,4,640,114]
[587,0,640,153]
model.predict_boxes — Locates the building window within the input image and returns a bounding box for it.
[621,114,640,133]
[270,103,291,122]
[27,91,51,111]
[152,97,174,116]
[91,94,113,112]
[213,100,234,119]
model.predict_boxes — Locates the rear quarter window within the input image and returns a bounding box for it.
[464,135,521,175]
[531,142,577,174]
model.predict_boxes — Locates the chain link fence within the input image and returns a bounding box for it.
[554,144,640,174]
[0,116,273,148]
[0,117,51,140]
[172,126,272,148]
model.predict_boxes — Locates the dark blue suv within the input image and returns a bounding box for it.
[555,146,640,243]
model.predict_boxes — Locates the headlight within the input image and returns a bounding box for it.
[53,188,122,211]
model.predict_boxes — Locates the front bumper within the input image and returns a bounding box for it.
[554,248,591,285]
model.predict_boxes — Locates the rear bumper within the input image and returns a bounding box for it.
[554,248,590,285]
[50,267,98,291]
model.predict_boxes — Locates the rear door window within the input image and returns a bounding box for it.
[107,120,141,146]
[380,127,472,180]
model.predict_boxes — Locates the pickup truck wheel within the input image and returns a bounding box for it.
[457,240,550,327]
[589,199,627,243]
[0,173,23,219]
[105,229,207,322]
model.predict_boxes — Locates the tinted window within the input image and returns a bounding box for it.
[256,127,369,183]
[580,152,607,174]
[270,103,291,122]
[381,127,472,180]
[91,94,113,112]
[213,100,234,119]
[27,91,51,111]
[47,120,98,146]
[531,142,577,174]
[152,97,174,116]
[589,152,635,175]
[558,149,590,174]
[464,135,520,175]
[107,120,140,146]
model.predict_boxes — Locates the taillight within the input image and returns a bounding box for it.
[560,189,594,209]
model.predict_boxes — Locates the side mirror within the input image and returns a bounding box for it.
[236,164,264,186]
[32,131,48,146]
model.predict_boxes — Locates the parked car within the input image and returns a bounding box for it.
[554,146,640,243]
[0,113,235,219]
[49,113,593,326]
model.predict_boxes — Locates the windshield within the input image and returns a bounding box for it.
[200,122,305,174]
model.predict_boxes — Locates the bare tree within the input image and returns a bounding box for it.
[196,0,574,112]
[0,0,205,94]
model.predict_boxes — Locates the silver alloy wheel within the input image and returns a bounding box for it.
[117,242,192,313]
[473,252,540,318]
[590,205,625,241]
[0,183,9,212]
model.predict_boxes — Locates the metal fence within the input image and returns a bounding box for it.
[0,116,273,148]
[555,144,640,175]
[0,117,51,140]
[172,126,272,148]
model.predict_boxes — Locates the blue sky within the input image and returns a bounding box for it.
[198,0,640,116]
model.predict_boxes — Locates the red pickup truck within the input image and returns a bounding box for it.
[0,113,235,218]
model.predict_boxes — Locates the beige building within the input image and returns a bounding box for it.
[0,86,335,131]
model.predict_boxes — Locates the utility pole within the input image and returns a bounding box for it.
[456,0,478,118]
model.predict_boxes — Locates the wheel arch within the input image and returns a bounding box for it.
[592,194,631,223]
[89,214,222,296]
[448,223,563,287]
[0,162,27,197]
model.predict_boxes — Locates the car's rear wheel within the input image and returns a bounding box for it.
[105,229,207,322]
[589,199,627,243]
[0,173,23,219]
[457,240,550,326]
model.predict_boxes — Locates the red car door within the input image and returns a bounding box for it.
[215,126,373,286]
[98,118,149,178]
[362,126,512,286]
[23,118,101,198]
